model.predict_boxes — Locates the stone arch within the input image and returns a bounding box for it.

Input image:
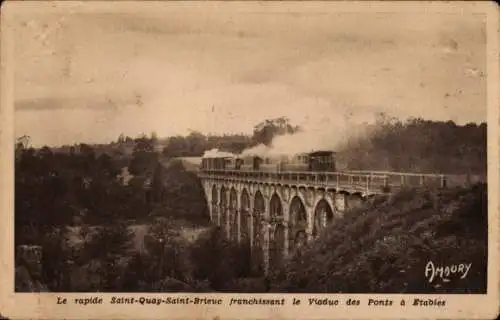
[211,185,219,224]
[269,193,283,219]
[288,196,308,257]
[252,190,265,275]
[229,188,238,242]
[290,188,308,212]
[220,186,227,234]
[240,189,251,249]
[312,199,334,238]
[269,193,284,270]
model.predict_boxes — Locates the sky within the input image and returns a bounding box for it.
[10,2,487,147]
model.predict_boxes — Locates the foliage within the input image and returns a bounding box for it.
[162,131,253,157]
[15,139,206,292]
[251,116,300,147]
[129,137,158,176]
[82,223,134,260]
[158,161,211,224]
[120,218,195,292]
[39,227,74,291]
[42,116,486,175]
[14,136,211,229]
[269,184,487,293]
[160,117,301,155]
[338,115,487,174]
[65,222,134,291]
[189,227,253,291]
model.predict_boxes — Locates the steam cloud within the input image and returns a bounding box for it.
[202,148,236,158]
[241,116,379,158]
[202,114,383,159]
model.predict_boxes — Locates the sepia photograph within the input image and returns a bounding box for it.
[1,1,499,319]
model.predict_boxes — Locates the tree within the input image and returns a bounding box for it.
[150,163,166,204]
[337,115,486,174]
[79,144,95,158]
[37,146,53,161]
[129,135,159,177]
[252,117,300,146]
[162,136,189,158]
[129,152,158,176]
[189,226,255,291]
[185,131,207,156]
[160,161,211,223]
[133,136,155,153]
[15,135,31,159]
[150,131,158,144]
[142,218,193,286]
[40,227,73,291]
[117,134,125,144]
[81,223,134,291]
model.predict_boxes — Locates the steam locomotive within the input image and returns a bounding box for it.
[201,150,336,173]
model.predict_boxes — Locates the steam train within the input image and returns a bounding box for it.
[201,150,336,173]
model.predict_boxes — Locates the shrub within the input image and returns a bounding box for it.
[189,227,253,291]
[269,184,487,293]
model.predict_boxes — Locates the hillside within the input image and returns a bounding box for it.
[337,118,486,174]
[269,184,487,293]
[154,160,210,226]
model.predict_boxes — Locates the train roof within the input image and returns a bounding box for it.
[308,150,335,156]
[203,155,234,159]
[235,150,336,158]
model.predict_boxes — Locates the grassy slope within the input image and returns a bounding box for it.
[270,184,487,293]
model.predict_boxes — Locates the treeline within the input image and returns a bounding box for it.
[15,137,210,243]
[162,132,252,157]
[161,116,487,175]
[160,116,298,157]
[337,116,487,174]
[48,116,296,159]
[42,116,487,175]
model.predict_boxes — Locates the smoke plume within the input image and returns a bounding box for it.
[202,148,236,158]
[241,116,380,158]
[201,114,389,159]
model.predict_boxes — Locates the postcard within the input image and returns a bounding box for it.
[0,1,498,319]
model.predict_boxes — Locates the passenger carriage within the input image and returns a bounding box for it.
[201,150,337,173]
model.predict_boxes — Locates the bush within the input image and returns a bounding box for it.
[189,227,253,291]
[269,184,487,293]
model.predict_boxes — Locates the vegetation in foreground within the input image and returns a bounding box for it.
[269,184,487,293]
[16,182,488,293]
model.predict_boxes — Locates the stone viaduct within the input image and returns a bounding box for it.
[197,169,451,275]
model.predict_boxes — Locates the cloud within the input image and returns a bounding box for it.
[11,4,487,147]
[15,95,138,112]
